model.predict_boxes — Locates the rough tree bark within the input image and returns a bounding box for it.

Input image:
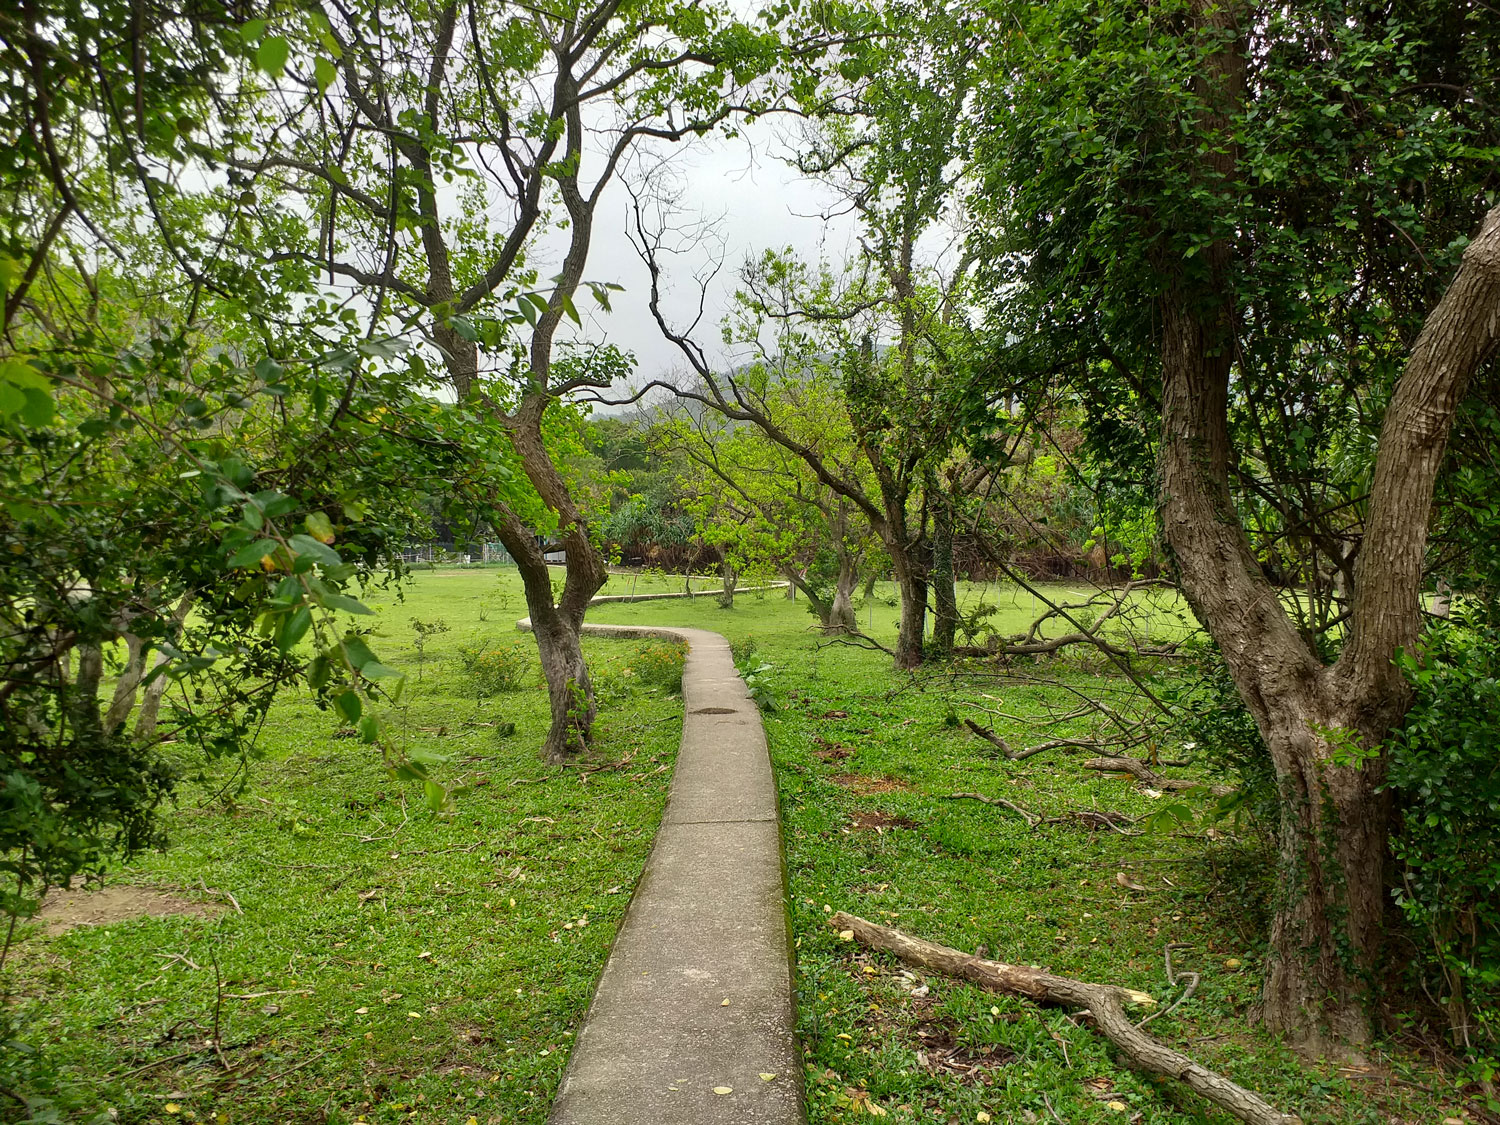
[1159,7,1500,1043]
[929,474,958,656]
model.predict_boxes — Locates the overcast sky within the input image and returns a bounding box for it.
[526,116,863,405]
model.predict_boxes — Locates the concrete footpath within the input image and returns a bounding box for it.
[531,622,804,1125]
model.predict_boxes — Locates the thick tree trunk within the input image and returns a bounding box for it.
[491,499,607,763]
[530,606,596,765]
[890,541,927,669]
[827,550,859,634]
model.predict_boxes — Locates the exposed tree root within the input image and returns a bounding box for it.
[830,912,1301,1125]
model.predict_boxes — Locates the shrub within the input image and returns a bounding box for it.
[630,640,687,694]
[1388,616,1500,1058]
[455,641,533,695]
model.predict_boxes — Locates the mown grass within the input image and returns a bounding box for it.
[7,569,684,1124]
[8,568,1484,1124]
[585,582,1487,1125]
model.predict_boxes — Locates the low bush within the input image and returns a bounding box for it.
[630,640,687,694]
[455,641,533,695]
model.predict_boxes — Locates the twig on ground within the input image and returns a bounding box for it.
[265,1049,329,1084]
[943,791,1041,827]
[112,1051,197,1080]
[198,876,242,914]
[1138,943,1199,1028]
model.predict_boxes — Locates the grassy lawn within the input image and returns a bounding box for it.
[8,569,1482,1124]
[8,569,684,1124]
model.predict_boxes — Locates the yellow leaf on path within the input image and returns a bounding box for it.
[354,1007,369,1014]
[839,929,854,941]
[713,1086,733,1095]
[1107,1101,1128,1112]
[977,1114,992,1123]
[721,997,731,1006]
[466,1118,479,1125]
[760,1073,776,1082]
[165,1107,181,1116]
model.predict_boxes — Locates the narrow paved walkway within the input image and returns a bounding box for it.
[520,622,804,1125]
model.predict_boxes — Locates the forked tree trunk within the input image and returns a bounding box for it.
[827,550,859,634]
[1160,187,1500,1049]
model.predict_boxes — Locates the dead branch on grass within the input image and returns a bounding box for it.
[1083,757,1233,798]
[830,912,1301,1125]
[943,791,1040,826]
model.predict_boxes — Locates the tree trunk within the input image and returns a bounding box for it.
[490,501,607,763]
[781,566,835,629]
[930,481,958,656]
[827,550,859,634]
[717,557,737,609]
[890,540,927,669]
[104,633,147,735]
[530,605,596,766]
[831,913,1301,1125]
[1159,191,1500,1046]
[134,593,194,740]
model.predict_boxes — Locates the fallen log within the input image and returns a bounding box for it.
[1083,756,1234,798]
[830,912,1300,1125]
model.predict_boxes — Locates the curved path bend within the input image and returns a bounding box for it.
[517,620,804,1125]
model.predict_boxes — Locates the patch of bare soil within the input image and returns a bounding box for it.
[37,884,227,934]
[848,810,919,832]
[812,735,852,761]
[832,773,913,795]
[913,1019,1016,1081]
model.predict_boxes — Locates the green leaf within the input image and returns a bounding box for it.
[359,715,379,744]
[289,533,341,567]
[17,389,52,427]
[277,606,312,652]
[314,56,338,93]
[0,358,49,391]
[255,36,291,78]
[340,634,378,671]
[320,592,374,616]
[228,538,278,569]
[239,18,268,45]
[361,661,405,684]
[334,690,362,722]
[0,382,24,417]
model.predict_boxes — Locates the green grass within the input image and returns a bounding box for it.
[586,583,1487,1125]
[7,570,684,1124]
[7,569,1484,1124]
